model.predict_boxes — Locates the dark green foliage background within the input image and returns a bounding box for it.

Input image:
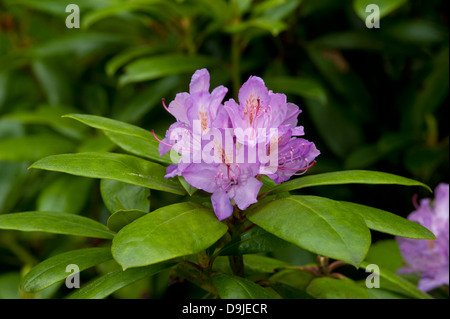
[0,0,448,299]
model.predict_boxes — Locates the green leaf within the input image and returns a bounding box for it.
[243,255,288,274]
[106,45,172,77]
[267,170,432,195]
[107,209,148,233]
[104,131,172,165]
[252,0,301,21]
[364,239,403,272]
[224,17,287,36]
[29,152,184,195]
[265,76,328,104]
[0,211,115,239]
[269,269,315,291]
[212,273,278,299]
[306,277,370,299]
[360,261,433,299]
[63,113,172,165]
[353,0,408,21]
[0,162,29,212]
[269,282,314,299]
[3,105,87,140]
[37,175,94,214]
[340,201,436,239]
[21,248,112,293]
[219,225,291,256]
[0,272,20,299]
[67,262,175,299]
[177,176,197,196]
[112,202,228,269]
[100,179,150,214]
[0,134,76,162]
[81,3,142,29]
[118,54,217,86]
[365,287,409,299]
[31,59,73,106]
[29,32,129,59]
[248,195,371,267]
[407,46,449,131]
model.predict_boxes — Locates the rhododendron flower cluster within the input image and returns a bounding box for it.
[157,69,320,220]
[396,183,449,292]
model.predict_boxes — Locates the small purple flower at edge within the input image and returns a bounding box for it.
[396,183,449,292]
[155,69,320,221]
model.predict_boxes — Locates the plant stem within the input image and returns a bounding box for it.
[227,209,245,277]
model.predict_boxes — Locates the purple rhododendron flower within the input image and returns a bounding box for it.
[156,69,320,220]
[396,183,449,292]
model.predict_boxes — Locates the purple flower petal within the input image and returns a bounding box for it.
[230,175,263,211]
[396,183,449,292]
[189,68,210,94]
[211,189,234,221]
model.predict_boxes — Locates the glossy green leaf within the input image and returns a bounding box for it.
[354,0,408,20]
[306,277,370,299]
[37,175,94,214]
[100,179,150,214]
[177,176,197,196]
[0,134,76,162]
[267,170,432,195]
[365,287,409,299]
[219,225,291,256]
[21,247,112,293]
[118,54,216,86]
[63,113,172,165]
[112,202,228,269]
[341,201,436,239]
[248,196,371,266]
[67,261,175,299]
[77,134,116,153]
[212,273,278,299]
[360,261,432,299]
[0,211,115,239]
[107,209,148,233]
[104,131,172,165]
[30,152,184,195]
